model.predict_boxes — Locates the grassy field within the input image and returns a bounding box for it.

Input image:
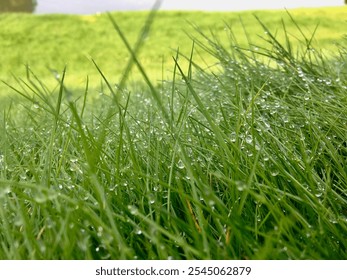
[0,6,346,97]
[0,7,346,259]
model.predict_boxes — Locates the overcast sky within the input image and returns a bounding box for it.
[158,0,344,11]
[35,0,344,14]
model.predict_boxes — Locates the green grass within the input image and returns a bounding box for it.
[0,7,346,97]
[0,8,346,259]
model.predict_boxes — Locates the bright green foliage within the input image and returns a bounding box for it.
[0,7,346,96]
[0,9,346,259]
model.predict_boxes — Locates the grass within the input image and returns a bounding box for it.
[0,6,346,97]
[0,7,346,259]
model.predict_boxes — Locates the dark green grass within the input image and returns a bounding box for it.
[0,10,346,259]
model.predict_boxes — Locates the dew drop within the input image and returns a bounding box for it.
[236,181,247,191]
[0,186,11,198]
[128,205,138,215]
[176,159,185,169]
[245,135,253,144]
[208,200,215,207]
[230,132,237,142]
[315,192,323,198]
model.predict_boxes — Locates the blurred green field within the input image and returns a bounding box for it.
[0,6,346,96]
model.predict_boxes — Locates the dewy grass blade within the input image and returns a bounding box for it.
[107,2,170,123]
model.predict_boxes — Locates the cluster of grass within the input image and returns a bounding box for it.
[0,10,347,259]
[1,7,346,96]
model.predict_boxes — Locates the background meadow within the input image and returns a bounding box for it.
[1,7,346,97]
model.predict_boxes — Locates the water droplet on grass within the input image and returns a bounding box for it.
[0,186,11,198]
[128,205,138,215]
[39,243,46,253]
[208,200,215,206]
[14,215,24,227]
[177,159,185,169]
[315,192,323,198]
[236,181,247,191]
[34,191,58,204]
[230,132,237,142]
[97,226,104,237]
[245,135,253,144]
